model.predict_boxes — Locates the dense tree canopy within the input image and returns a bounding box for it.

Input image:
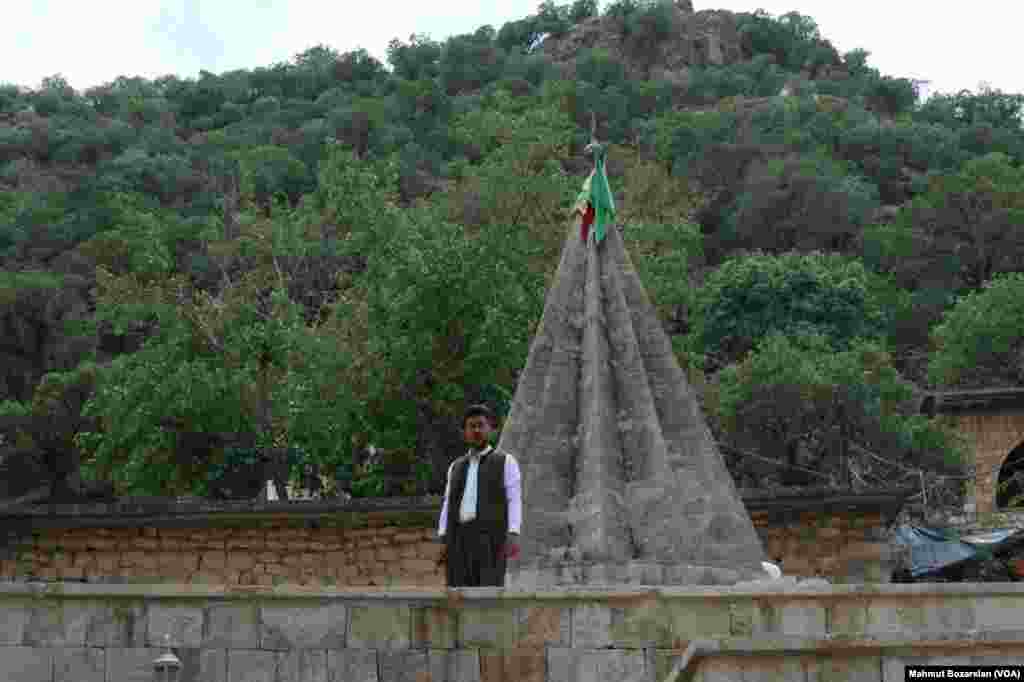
[0,5,1018,509]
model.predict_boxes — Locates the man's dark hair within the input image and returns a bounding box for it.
[463,404,496,429]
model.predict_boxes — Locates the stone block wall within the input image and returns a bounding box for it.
[2,506,894,587]
[2,518,444,589]
[1,582,1024,682]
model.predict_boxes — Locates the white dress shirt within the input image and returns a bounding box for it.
[438,445,522,537]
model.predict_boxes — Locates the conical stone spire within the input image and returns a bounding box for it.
[498,219,767,588]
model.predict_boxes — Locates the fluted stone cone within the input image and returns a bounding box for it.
[498,219,766,587]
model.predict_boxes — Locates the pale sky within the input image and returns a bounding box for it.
[4,1,1020,100]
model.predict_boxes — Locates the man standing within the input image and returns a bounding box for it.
[437,405,521,587]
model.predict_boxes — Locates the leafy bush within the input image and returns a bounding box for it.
[712,333,963,492]
[652,109,738,175]
[689,251,890,365]
[575,49,628,90]
[709,153,879,257]
[737,10,836,73]
[606,0,677,61]
[929,273,1024,386]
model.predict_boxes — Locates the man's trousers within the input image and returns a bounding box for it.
[446,519,506,587]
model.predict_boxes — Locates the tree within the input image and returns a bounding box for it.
[867,153,1024,294]
[712,153,880,257]
[340,203,546,492]
[688,251,892,367]
[919,87,1024,131]
[234,144,314,214]
[929,273,1024,387]
[333,49,387,85]
[711,333,963,506]
[386,34,442,81]
[569,0,599,22]
[73,199,361,496]
[496,17,545,53]
[536,1,572,37]
[737,10,838,72]
[439,31,507,96]
[0,83,27,114]
[0,363,111,503]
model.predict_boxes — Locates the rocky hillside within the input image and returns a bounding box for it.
[0,1,1021,504]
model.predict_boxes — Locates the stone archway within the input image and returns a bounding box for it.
[922,389,1024,513]
[996,442,1024,509]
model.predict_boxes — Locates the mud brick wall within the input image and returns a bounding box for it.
[2,514,445,588]
[3,506,894,587]
[750,510,891,581]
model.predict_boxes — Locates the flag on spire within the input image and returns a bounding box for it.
[573,142,615,245]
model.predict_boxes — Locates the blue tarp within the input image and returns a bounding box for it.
[891,524,980,578]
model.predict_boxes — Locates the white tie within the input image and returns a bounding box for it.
[459,452,481,523]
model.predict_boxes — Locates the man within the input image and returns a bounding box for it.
[437,404,522,587]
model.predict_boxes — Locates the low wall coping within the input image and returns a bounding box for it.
[4,580,1024,601]
[0,489,914,528]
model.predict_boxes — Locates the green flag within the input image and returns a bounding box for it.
[573,143,616,245]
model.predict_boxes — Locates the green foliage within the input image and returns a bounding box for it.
[622,220,701,321]
[919,87,1024,131]
[536,1,572,37]
[1,9,1021,499]
[718,153,880,255]
[929,273,1024,386]
[496,17,545,53]
[569,0,598,22]
[651,108,737,175]
[354,205,545,456]
[575,49,627,90]
[439,31,508,96]
[74,193,175,281]
[866,76,919,117]
[0,83,27,114]
[387,34,442,81]
[736,10,836,73]
[605,0,676,62]
[869,152,1024,293]
[234,144,314,211]
[713,333,963,488]
[0,269,65,307]
[689,251,891,365]
[314,144,401,251]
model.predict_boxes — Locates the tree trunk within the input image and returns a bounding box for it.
[257,355,289,500]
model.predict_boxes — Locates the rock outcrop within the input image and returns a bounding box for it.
[539,7,745,84]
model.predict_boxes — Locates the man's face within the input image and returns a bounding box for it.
[463,415,493,449]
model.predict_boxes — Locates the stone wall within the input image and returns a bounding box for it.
[2,504,895,588]
[750,509,891,581]
[0,581,1023,681]
[945,411,1024,513]
[2,511,445,589]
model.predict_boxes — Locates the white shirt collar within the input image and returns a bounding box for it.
[468,444,493,458]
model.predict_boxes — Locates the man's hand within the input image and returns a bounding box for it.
[499,533,520,561]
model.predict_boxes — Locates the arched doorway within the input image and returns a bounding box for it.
[996,442,1024,509]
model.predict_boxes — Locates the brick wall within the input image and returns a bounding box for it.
[3,518,444,588]
[946,412,1024,513]
[751,510,890,581]
[3,507,892,586]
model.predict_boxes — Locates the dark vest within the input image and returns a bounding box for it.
[445,449,507,540]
